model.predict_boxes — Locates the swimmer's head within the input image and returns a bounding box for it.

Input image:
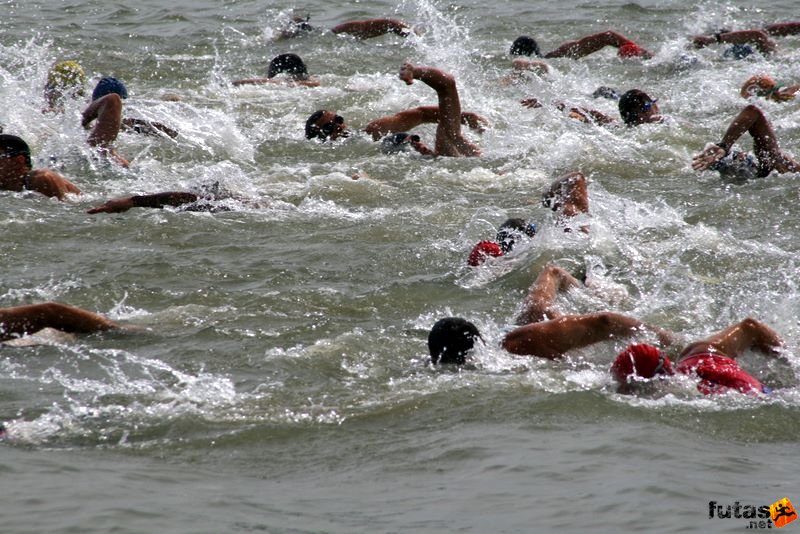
[510,36,541,57]
[723,44,754,60]
[618,89,659,125]
[92,77,128,101]
[305,110,348,141]
[467,240,504,266]
[268,53,309,80]
[611,344,673,390]
[0,134,32,168]
[46,60,86,91]
[592,86,620,100]
[740,75,775,98]
[380,132,420,154]
[428,317,483,365]
[495,218,537,254]
[281,15,314,38]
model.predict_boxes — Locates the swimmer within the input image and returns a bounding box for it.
[232,53,320,87]
[0,302,124,342]
[89,77,178,138]
[395,63,481,157]
[611,318,784,396]
[692,104,800,180]
[543,30,653,59]
[0,134,81,200]
[503,36,551,81]
[277,15,414,40]
[520,89,661,126]
[427,264,673,365]
[467,218,538,267]
[306,64,488,155]
[740,74,799,102]
[691,22,800,56]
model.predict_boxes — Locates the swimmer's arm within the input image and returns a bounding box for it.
[26,169,81,200]
[544,31,650,59]
[719,30,777,54]
[122,118,179,138]
[232,78,276,86]
[364,107,486,140]
[764,22,800,37]
[0,302,120,341]
[87,192,199,214]
[511,58,550,75]
[331,18,412,39]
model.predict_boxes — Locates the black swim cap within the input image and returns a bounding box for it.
[592,86,620,100]
[428,317,482,365]
[495,218,537,253]
[268,53,309,80]
[618,89,655,125]
[380,132,420,154]
[0,134,32,167]
[510,36,541,57]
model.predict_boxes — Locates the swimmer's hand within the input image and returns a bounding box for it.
[460,112,489,133]
[399,63,415,85]
[87,196,135,214]
[520,98,543,109]
[692,143,727,171]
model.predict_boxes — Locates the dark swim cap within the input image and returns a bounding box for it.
[618,89,656,125]
[92,77,129,101]
[380,132,420,154]
[495,218,536,254]
[723,44,754,60]
[510,36,541,57]
[268,53,309,80]
[0,134,32,167]
[428,317,482,365]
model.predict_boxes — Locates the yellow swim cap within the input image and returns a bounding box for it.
[47,60,86,88]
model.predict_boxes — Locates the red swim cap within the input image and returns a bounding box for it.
[688,355,766,395]
[618,42,647,58]
[611,344,673,383]
[467,241,504,266]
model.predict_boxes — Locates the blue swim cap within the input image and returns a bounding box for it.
[92,77,128,101]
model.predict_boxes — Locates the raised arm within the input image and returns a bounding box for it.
[679,318,784,360]
[81,93,129,167]
[398,63,480,157]
[331,18,412,39]
[515,264,581,325]
[0,302,120,341]
[87,192,199,214]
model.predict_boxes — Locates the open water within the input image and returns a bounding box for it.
[1,0,799,532]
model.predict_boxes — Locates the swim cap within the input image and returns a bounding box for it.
[592,86,620,100]
[618,89,657,125]
[740,74,777,98]
[0,134,32,167]
[380,132,420,154]
[495,218,536,254]
[428,317,482,365]
[723,44,754,60]
[268,53,309,80]
[467,240,504,266]
[47,60,86,89]
[618,42,648,58]
[510,36,541,57]
[680,354,767,395]
[92,77,128,101]
[611,344,673,383]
